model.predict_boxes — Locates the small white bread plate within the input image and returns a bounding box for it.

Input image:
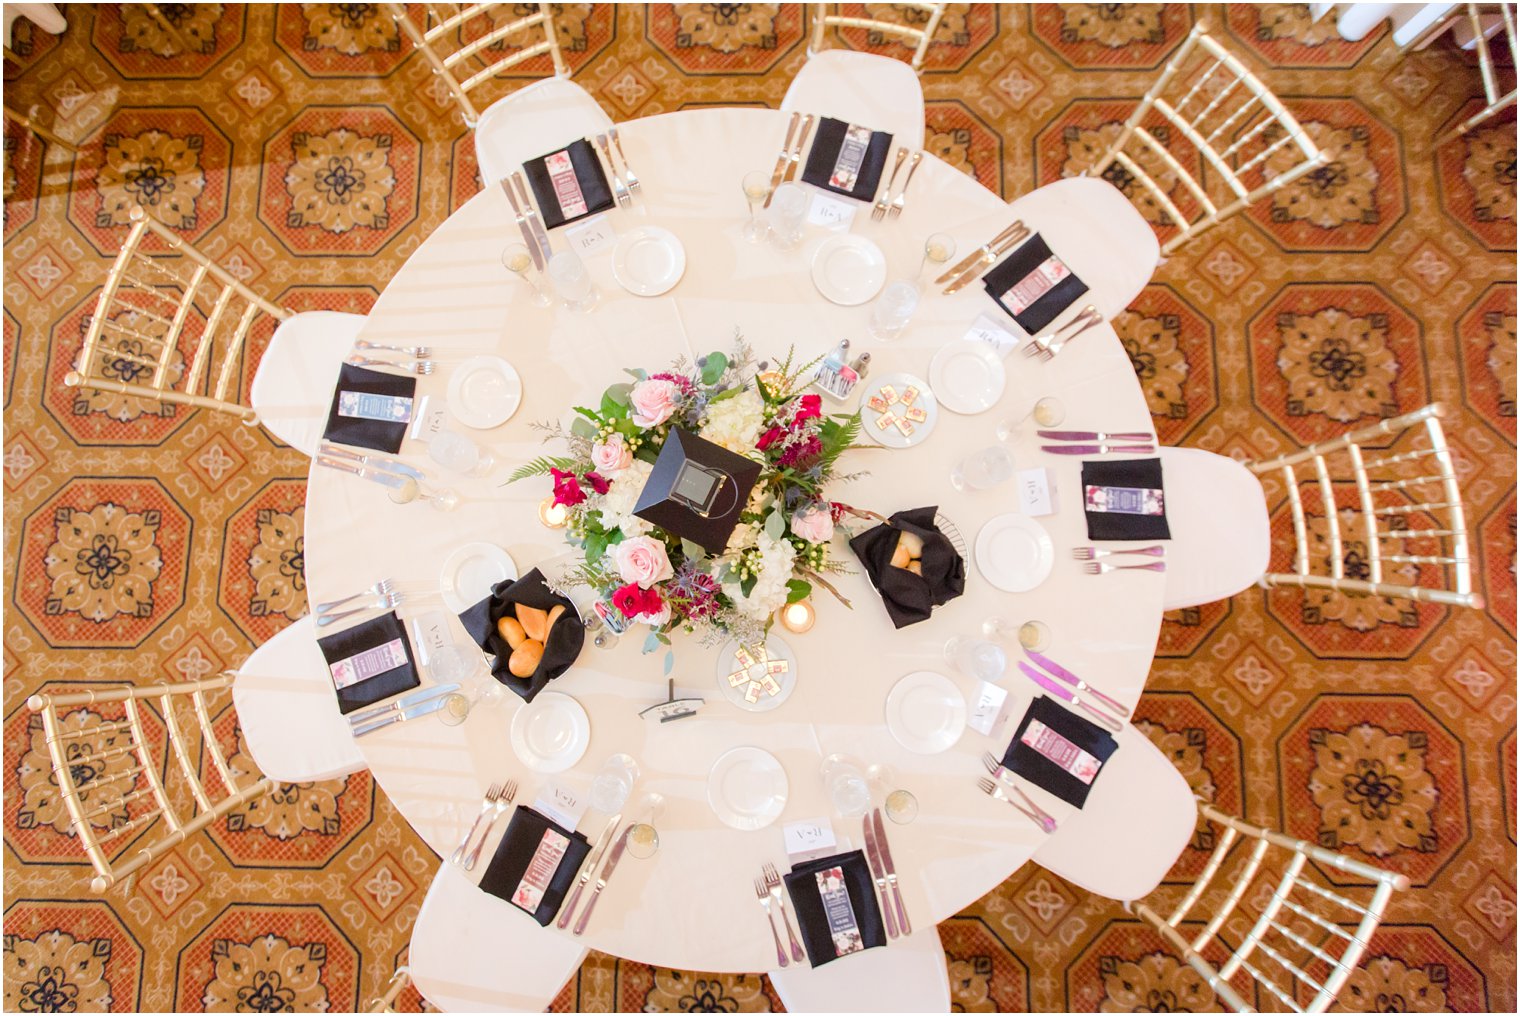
[612,226,686,297]
[447,355,522,429]
[509,691,590,773]
[707,746,788,831]
[885,671,967,754]
[974,513,1055,593]
[811,234,887,306]
[439,542,517,613]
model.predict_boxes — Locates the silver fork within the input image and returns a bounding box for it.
[753,877,789,967]
[977,777,1058,833]
[1072,546,1167,560]
[316,591,404,627]
[353,339,432,357]
[762,861,805,962]
[346,354,435,376]
[463,778,518,871]
[594,134,631,208]
[887,150,924,220]
[872,147,908,221]
[314,578,395,615]
[979,754,1059,832]
[1026,306,1103,360]
[1085,561,1168,574]
[450,783,502,865]
[609,126,639,194]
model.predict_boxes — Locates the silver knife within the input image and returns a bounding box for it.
[513,172,552,260]
[943,222,1034,295]
[574,823,631,935]
[936,219,1027,289]
[559,814,621,929]
[1024,649,1130,718]
[1040,443,1155,456]
[319,441,427,481]
[351,694,451,737]
[1038,430,1153,443]
[317,455,413,490]
[1017,662,1125,732]
[764,112,800,208]
[347,683,460,728]
[861,817,899,938]
[500,177,543,271]
[781,113,814,186]
[871,809,910,936]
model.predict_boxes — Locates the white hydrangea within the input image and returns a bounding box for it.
[726,519,760,553]
[595,458,654,537]
[723,532,797,620]
[699,388,765,454]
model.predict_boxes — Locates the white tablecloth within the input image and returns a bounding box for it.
[303,107,1169,972]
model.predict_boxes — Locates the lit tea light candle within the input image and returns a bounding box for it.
[538,496,568,529]
[778,599,815,634]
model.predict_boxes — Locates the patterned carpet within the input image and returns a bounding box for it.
[2,3,1515,1012]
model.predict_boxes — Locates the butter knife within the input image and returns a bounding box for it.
[1038,430,1153,443]
[781,113,813,186]
[861,817,899,938]
[1040,443,1155,456]
[574,823,631,935]
[319,441,426,481]
[347,683,459,728]
[500,176,543,271]
[316,455,412,490]
[871,809,910,935]
[352,695,450,737]
[1024,649,1130,718]
[942,221,1032,294]
[512,171,552,260]
[764,112,800,208]
[559,814,620,930]
[1017,662,1125,732]
[936,219,1025,287]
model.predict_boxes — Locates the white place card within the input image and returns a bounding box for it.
[534,779,587,832]
[968,680,1011,737]
[565,214,616,255]
[406,395,448,443]
[807,193,857,230]
[1016,467,1055,517]
[783,817,838,863]
[965,313,1021,358]
[409,612,452,667]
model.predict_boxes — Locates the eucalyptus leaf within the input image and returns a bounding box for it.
[643,632,660,655]
[570,418,597,440]
[624,368,648,381]
[786,579,811,604]
[701,351,728,385]
[681,539,707,563]
[764,509,785,541]
[740,573,758,597]
[663,650,674,676]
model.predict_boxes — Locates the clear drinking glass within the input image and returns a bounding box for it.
[546,249,598,312]
[741,170,771,244]
[1033,396,1066,427]
[820,754,870,817]
[436,692,472,726]
[767,182,807,251]
[427,429,493,476]
[502,244,552,307]
[919,232,956,281]
[427,643,483,684]
[1017,620,1051,652]
[865,763,918,825]
[867,281,920,341]
[626,792,663,859]
[949,444,1016,492]
[589,753,639,813]
[943,636,1008,682]
[386,478,460,511]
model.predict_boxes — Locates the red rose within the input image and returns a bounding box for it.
[793,394,822,425]
[756,426,784,451]
[612,582,662,619]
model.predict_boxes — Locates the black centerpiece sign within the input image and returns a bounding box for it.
[633,428,762,555]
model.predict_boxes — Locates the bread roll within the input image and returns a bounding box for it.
[496,616,527,649]
[508,639,544,678]
[516,605,550,642]
[546,604,566,633]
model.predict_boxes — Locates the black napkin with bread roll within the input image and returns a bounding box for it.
[459,568,584,703]
[848,506,965,628]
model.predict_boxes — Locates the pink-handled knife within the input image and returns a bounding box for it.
[1024,649,1130,719]
[1017,662,1124,732]
[1041,443,1155,456]
[1038,430,1153,442]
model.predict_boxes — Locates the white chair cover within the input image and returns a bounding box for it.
[410,862,588,1013]
[1159,446,1272,611]
[249,310,366,457]
[473,76,614,189]
[3,3,65,44]
[768,925,950,1013]
[232,616,366,784]
[781,49,926,148]
[1032,723,1197,901]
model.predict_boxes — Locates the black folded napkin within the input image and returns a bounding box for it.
[523,138,615,229]
[321,363,417,455]
[783,850,887,967]
[800,116,894,202]
[849,506,965,629]
[459,568,584,703]
[1081,458,1171,541]
[316,611,420,715]
[1002,695,1118,808]
[477,806,591,926]
[981,232,1089,334]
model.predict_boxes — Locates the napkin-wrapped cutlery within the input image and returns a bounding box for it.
[501,177,544,270]
[978,753,1059,831]
[871,147,908,221]
[938,220,1031,294]
[574,822,632,935]
[608,126,639,194]
[861,817,899,938]
[886,150,923,220]
[559,814,621,929]
[1041,443,1155,456]
[1017,660,1125,732]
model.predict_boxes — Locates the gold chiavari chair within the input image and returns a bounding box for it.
[1130,801,1410,1014]
[367,967,413,1013]
[1085,22,1326,257]
[26,674,272,893]
[1248,403,1481,609]
[1419,3,1517,145]
[2,103,76,152]
[806,2,948,73]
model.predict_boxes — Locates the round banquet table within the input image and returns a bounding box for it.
[303,107,1167,973]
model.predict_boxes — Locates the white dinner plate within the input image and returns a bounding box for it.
[810,234,887,306]
[859,372,937,449]
[885,671,967,754]
[714,636,797,713]
[706,746,788,831]
[438,542,517,613]
[509,691,590,773]
[929,339,1006,415]
[612,226,686,297]
[974,513,1055,593]
[447,355,522,430]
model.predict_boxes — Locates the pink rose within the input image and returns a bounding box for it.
[629,379,679,428]
[591,435,633,473]
[612,535,674,588]
[790,506,834,545]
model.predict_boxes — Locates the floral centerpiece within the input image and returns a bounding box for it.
[511,342,862,649]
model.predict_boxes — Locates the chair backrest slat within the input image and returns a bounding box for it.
[808,2,947,73]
